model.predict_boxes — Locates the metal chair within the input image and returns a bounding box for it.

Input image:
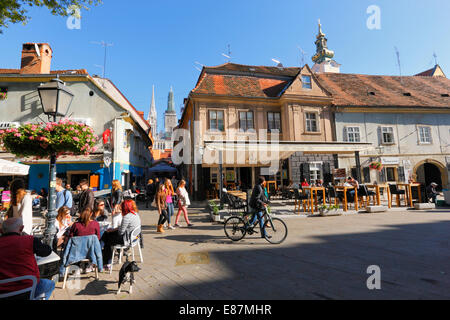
[110,226,143,275]
[0,275,41,300]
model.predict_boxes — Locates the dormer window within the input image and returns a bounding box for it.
[302,75,312,89]
[403,92,412,97]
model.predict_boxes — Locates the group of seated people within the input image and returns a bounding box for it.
[0,197,142,300]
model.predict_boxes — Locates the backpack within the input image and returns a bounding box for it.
[63,190,78,216]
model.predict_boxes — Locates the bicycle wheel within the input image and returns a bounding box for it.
[224,216,247,241]
[264,217,288,244]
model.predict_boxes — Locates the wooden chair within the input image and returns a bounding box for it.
[358,185,376,208]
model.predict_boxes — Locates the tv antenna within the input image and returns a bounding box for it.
[394,46,403,84]
[94,64,107,87]
[271,58,284,68]
[91,41,114,79]
[194,61,204,72]
[297,46,306,66]
[433,52,438,66]
[222,44,232,62]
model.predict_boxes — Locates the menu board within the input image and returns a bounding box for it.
[334,168,347,179]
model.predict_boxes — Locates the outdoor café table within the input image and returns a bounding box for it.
[99,220,112,238]
[334,186,359,212]
[366,184,391,207]
[35,251,61,280]
[266,181,277,194]
[302,186,326,214]
[397,183,421,207]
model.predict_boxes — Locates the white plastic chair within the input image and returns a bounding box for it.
[110,226,143,274]
[0,275,40,300]
[62,259,99,289]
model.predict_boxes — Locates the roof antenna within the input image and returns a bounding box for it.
[297,46,306,66]
[194,61,204,72]
[433,52,438,66]
[91,41,114,79]
[271,58,284,68]
[222,44,232,62]
[394,46,403,84]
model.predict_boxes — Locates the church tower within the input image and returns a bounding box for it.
[164,86,178,139]
[148,85,158,140]
[311,20,341,73]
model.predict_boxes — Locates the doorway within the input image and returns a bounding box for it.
[416,162,443,191]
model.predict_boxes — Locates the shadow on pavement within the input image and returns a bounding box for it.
[75,280,118,296]
[153,220,450,300]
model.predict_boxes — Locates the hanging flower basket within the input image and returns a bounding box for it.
[0,90,7,101]
[0,119,99,159]
[369,161,383,171]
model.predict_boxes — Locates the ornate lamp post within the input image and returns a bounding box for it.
[37,76,74,248]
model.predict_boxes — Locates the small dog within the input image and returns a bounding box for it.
[117,261,141,294]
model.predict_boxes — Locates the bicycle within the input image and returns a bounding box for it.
[224,206,288,244]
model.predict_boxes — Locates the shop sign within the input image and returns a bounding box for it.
[381,157,400,165]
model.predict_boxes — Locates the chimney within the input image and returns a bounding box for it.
[20,43,53,74]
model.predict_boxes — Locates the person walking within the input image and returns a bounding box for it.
[7,179,33,235]
[145,179,156,209]
[164,179,175,230]
[155,184,169,233]
[55,178,73,212]
[174,180,193,228]
[111,180,124,229]
[248,176,270,239]
[78,179,94,213]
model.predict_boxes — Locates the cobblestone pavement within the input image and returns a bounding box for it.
[52,203,450,300]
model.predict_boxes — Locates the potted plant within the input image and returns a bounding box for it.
[369,161,383,172]
[0,119,98,159]
[318,204,340,216]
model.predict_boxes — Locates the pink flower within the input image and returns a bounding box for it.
[82,127,87,132]
[29,136,34,140]
[73,137,80,142]
[14,133,22,137]
[91,147,97,152]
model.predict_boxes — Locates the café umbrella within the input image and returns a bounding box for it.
[0,159,30,176]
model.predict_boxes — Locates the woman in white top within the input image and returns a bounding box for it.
[54,206,73,247]
[174,180,194,227]
[9,179,33,235]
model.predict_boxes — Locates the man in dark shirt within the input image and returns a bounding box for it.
[249,176,270,239]
[78,179,94,213]
[0,218,55,300]
[427,182,439,204]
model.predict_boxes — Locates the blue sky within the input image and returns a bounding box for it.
[1,0,449,133]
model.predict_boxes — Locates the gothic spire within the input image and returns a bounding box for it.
[149,85,157,121]
[166,86,176,114]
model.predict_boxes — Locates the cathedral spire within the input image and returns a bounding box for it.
[166,86,175,114]
[149,85,157,121]
[148,85,158,139]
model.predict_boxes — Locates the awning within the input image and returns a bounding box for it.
[149,163,177,173]
[0,159,30,176]
[203,140,373,164]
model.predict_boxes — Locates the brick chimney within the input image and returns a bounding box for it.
[20,43,53,74]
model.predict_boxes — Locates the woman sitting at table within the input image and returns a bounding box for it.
[301,178,310,188]
[67,208,100,241]
[54,206,73,248]
[101,199,142,272]
[93,199,110,222]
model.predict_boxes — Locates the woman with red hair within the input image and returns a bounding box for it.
[100,199,142,271]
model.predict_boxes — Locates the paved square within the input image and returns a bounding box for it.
[52,203,450,300]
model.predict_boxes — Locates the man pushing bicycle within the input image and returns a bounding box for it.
[248,176,271,239]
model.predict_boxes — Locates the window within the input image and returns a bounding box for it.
[305,112,318,132]
[267,112,281,132]
[239,111,254,132]
[418,126,432,144]
[210,167,219,184]
[302,75,312,89]
[346,127,361,142]
[381,127,395,144]
[309,162,322,184]
[124,131,132,149]
[386,167,396,182]
[209,110,224,132]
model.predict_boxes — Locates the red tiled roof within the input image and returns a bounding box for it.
[207,62,300,77]
[316,73,450,107]
[0,69,88,75]
[193,73,289,98]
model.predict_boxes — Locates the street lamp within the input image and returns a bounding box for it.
[37,75,74,248]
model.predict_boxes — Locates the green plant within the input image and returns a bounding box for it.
[0,119,99,159]
[318,204,339,211]
[209,200,219,215]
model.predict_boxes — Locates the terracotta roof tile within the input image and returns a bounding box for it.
[316,73,450,107]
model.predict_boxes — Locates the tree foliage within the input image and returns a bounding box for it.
[0,0,101,33]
